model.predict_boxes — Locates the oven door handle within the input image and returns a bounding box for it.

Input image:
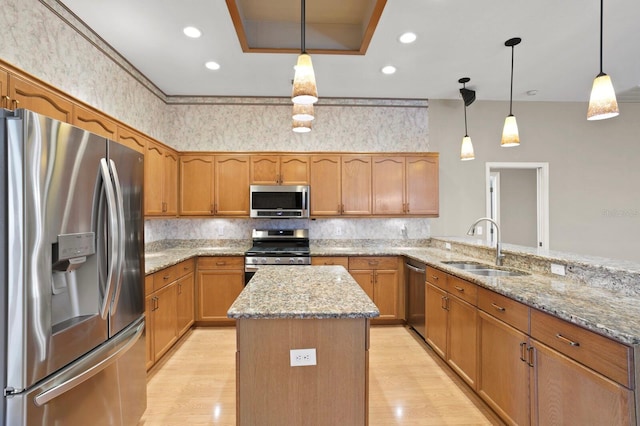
[245,265,260,273]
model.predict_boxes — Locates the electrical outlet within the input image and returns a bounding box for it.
[335,227,342,236]
[476,226,483,236]
[551,263,566,276]
[290,348,317,367]
[218,225,224,236]
[445,242,452,250]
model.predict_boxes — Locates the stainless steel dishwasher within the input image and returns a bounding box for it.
[405,259,427,339]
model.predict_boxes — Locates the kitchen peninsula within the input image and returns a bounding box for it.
[227,265,379,426]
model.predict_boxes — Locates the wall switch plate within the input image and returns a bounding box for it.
[218,225,224,236]
[476,226,483,235]
[290,348,317,367]
[551,263,566,276]
[335,227,342,236]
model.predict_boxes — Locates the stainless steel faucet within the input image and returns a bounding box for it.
[466,217,504,266]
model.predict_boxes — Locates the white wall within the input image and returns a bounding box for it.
[494,168,537,247]
[429,99,640,262]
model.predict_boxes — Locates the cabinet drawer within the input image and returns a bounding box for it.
[177,258,195,277]
[447,275,477,306]
[426,266,448,290]
[145,274,154,297]
[198,256,244,270]
[311,256,349,268]
[349,256,397,270]
[153,263,181,292]
[530,309,633,387]
[477,287,529,333]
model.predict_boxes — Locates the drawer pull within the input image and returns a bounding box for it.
[519,342,527,362]
[216,261,226,266]
[555,333,580,347]
[491,303,506,312]
[163,275,170,280]
[431,275,439,281]
[454,286,464,293]
[368,261,379,266]
[184,266,190,271]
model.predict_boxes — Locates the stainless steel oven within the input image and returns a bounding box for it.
[244,229,310,285]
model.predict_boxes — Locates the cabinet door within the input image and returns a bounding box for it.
[280,155,309,184]
[341,156,371,215]
[176,272,195,337]
[310,155,341,216]
[180,155,215,215]
[374,269,399,319]
[477,310,530,426]
[152,282,178,361]
[531,339,635,426]
[372,157,405,215]
[145,295,155,370]
[406,156,439,215]
[425,283,447,359]
[163,150,179,216]
[349,270,374,302]
[144,141,165,216]
[197,269,244,321]
[0,68,8,108]
[8,74,73,122]
[250,155,279,184]
[447,295,478,389]
[117,126,147,154]
[72,106,117,139]
[215,155,250,216]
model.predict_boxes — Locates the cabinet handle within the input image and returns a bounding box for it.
[527,346,535,367]
[214,203,217,214]
[491,302,506,312]
[184,266,190,271]
[163,275,170,280]
[178,283,182,295]
[431,275,439,281]
[368,260,379,266]
[210,204,214,214]
[406,203,410,213]
[454,286,464,293]
[441,295,449,310]
[1,96,8,108]
[216,261,226,266]
[12,98,19,109]
[555,333,580,347]
[519,342,527,362]
[153,296,159,311]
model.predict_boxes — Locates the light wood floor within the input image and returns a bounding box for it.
[139,326,504,426]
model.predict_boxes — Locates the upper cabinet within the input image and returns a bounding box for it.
[7,74,73,122]
[372,155,439,216]
[117,126,147,154]
[310,155,342,216]
[179,155,215,216]
[0,67,8,109]
[72,105,117,140]
[145,140,178,217]
[341,156,372,215]
[250,155,309,185]
[215,155,250,216]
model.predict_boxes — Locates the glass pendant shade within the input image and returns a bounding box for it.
[460,135,475,161]
[587,73,619,120]
[292,119,312,133]
[291,54,318,104]
[501,114,520,147]
[292,103,314,121]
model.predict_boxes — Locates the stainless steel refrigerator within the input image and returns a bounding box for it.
[1,109,146,425]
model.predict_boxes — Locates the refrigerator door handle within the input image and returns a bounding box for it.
[108,159,126,314]
[99,158,120,319]
[33,319,145,407]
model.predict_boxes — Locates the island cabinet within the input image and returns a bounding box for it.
[425,267,478,389]
[179,154,215,215]
[250,154,309,185]
[7,74,73,122]
[372,155,439,216]
[348,256,400,322]
[72,105,118,140]
[145,258,195,370]
[145,140,178,217]
[215,155,250,216]
[311,256,349,269]
[196,256,244,324]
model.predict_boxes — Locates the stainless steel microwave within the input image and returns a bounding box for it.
[250,185,310,218]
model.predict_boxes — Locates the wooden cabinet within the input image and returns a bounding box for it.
[341,156,372,215]
[311,257,349,269]
[348,257,399,321]
[179,155,215,215]
[372,155,439,216]
[425,267,478,389]
[215,155,250,216]
[145,140,178,216]
[0,68,8,109]
[145,259,194,370]
[310,155,342,216]
[196,257,244,323]
[117,125,147,154]
[7,74,73,122]
[250,155,309,185]
[72,105,117,139]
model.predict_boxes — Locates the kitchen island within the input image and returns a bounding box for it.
[228,265,379,426]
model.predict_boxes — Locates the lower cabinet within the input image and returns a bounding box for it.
[150,282,178,363]
[196,256,244,324]
[348,256,400,322]
[176,272,195,337]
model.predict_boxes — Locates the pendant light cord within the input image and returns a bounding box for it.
[301,0,306,54]
[462,83,469,135]
[599,0,603,74]
[509,45,514,115]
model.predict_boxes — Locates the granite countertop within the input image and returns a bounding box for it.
[145,240,640,346]
[227,265,380,319]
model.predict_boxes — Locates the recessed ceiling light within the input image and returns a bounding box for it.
[183,26,202,38]
[205,61,220,70]
[381,65,396,75]
[399,32,417,44]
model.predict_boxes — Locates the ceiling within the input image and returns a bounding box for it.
[59,0,640,103]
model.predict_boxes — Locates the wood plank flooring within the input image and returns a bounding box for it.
[138,326,503,425]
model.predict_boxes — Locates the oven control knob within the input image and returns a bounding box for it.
[289,258,295,264]
[297,258,304,264]
[260,258,267,264]
[251,258,258,264]
[275,258,281,264]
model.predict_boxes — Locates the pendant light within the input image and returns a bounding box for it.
[459,77,475,161]
[292,103,314,122]
[292,120,312,133]
[587,0,619,120]
[291,0,318,105]
[501,37,521,147]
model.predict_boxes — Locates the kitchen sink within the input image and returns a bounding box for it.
[441,260,529,277]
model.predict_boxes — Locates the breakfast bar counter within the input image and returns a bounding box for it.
[228,265,379,426]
